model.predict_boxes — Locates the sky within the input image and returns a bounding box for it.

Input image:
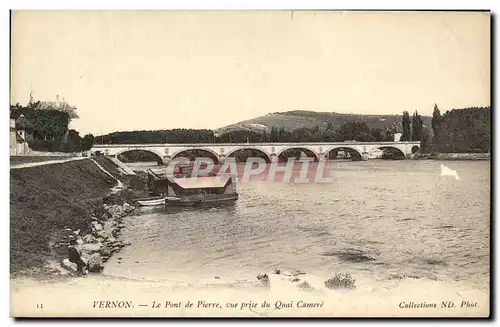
[11,11,490,135]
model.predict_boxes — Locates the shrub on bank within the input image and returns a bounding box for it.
[325,273,356,289]
[28,133,94,153]
[28,140,83,153]
[28,140,64,152]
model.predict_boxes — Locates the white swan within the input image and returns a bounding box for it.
[440,164,460,180]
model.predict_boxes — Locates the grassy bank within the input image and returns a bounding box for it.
[9,157,143,275]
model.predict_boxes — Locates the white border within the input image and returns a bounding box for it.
[4,0,499,10]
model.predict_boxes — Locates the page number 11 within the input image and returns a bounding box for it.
[37,303,43,309]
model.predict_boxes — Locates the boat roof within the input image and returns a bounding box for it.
[171,176,231,189]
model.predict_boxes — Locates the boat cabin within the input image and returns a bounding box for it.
[145,165,238,206]
[166,176,237,198]
[147,163,228,196]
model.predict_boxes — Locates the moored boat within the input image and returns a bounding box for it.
[136,196,166,206]
[164,176,238,207]
[165,193,238,206]
[146,163,239,208]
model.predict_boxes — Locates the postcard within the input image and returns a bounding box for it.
[9,10,490,318]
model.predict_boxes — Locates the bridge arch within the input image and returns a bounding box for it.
[325,146,363,161]
[411,145,420,154]
[226,147,271,163]
[378,146,406,160]
[277,147,319,162]
[115,148,164,165]
[170,148,220,164]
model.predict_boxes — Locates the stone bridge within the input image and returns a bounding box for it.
[91,141,421,164]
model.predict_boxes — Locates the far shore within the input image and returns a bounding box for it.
[412,153,490,161]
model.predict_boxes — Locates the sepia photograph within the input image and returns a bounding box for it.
[9,10,491,318]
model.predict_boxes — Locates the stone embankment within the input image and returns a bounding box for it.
[412,153,490,160]
[60,201,135,274]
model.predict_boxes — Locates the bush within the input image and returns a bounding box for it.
[324,273,356,289]
[28,140,82,153]
[28,140,62,152]
[298,280,314,291]
[117,150,162,163]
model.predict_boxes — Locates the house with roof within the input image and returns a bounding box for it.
[10,118,16,155]
[10,114,34,155]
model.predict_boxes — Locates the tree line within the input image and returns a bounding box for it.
[10,104,70,141]
[95,122,399,145]
[384,105,490,153]
[95,105,490,154]
[430,104,490,153]
[95,129,215,145]
[10,102,95,153]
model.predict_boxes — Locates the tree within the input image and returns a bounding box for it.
[431,104,441,151]
[401,111,411,141]
[67,129,82,152]
[260,130,267,143]
[382,130,394,142]
[420,127,432,153]
[436,107,490,153]
[10,105,70,141]
[82,134,95,151]
[370,128,384,142]
[337,122,374,142]
[278,126,289,142]
[270,126,279,142]
[411,110,423,141]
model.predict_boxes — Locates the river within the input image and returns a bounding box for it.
[103,160,490,292]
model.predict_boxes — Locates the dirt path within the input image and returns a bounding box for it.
[10,157,87,169]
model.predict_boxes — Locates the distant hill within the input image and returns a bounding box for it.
[95,110,435,145]
[215,110,432,134]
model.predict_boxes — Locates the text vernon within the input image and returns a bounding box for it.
[93,301,133,309]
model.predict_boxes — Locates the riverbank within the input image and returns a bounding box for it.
[413,153,490,160]
[10,157,147,277]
